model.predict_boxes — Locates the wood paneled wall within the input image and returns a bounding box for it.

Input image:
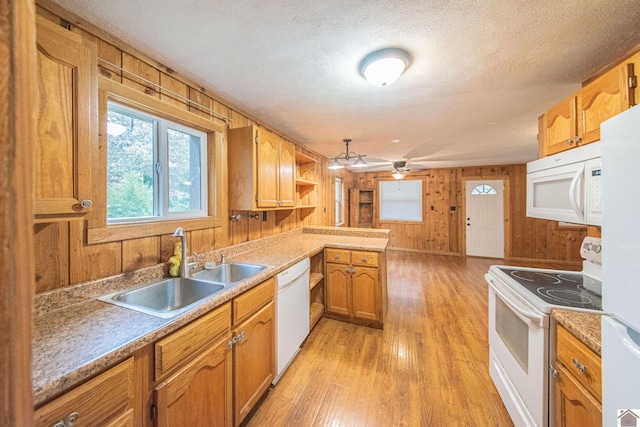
[33,4,336,293]
[347,165,586,264]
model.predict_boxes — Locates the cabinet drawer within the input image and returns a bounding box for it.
[556,325,602,402]
[155,302,231,381]
[233,278,274,326]
[351,251,378,267]
[34,357,135,427]
[326,248,350,264]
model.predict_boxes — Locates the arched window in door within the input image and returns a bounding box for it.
[471,184,497,195]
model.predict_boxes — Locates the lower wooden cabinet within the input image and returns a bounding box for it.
[34,357,135,427]
[325,248,385,327]
[231,278,275,426]
[154,340,233,427]
[233,301,275,425]
[553,324,602,427]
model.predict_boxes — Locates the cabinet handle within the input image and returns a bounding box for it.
[574,135,582,144]
[565,139,573,146]
[334,254,341,259]
[228,340,234,348]
[53,412,79,427]
[548,364,558,378]
[238,332,246,341]
[80,200,92,208]
[572,358,586,374]
[361,257,368,262]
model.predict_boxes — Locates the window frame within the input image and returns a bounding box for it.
[106,101,209,223]
[378,178,424,223]
[335,176,345,226]
[87,76,225,244]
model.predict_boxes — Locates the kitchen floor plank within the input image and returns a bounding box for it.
[245,252,514,426]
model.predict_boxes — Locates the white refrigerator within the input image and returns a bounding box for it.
[601,104,640,426]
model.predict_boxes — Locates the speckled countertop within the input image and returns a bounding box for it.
[33,227,389,406]
[551,309,603,355]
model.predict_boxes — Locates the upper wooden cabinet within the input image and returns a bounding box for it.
[228,126,296,210]
[35,16,97,222]
[539,54,637,157]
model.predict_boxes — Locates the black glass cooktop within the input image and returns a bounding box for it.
[498,268,602,311]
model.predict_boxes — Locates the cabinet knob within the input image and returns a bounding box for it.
[548,365,558,378]
[573,136,583,144]
[80,200,92,208]
[361,257,368,262]
[53,411,79,427]
[334,254,340,259]
[565,139,573,146]
[572,358,586,374]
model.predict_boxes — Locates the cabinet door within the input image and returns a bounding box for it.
[352,266,380,322]
[256,128,280,208]
[326,263,351,316]
[554,364,602,427]
[234,301,275,426]
[155,340,233,427]
[577,61,632,145]
[278,139,296,207]
[542,97,577,156]
[34,358,135,427]
[35,16,96,221]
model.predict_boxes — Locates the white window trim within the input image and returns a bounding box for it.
[107,101,208,224]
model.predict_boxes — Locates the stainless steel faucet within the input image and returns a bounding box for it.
[173,227,189,277]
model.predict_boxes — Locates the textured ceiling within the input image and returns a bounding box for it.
[50,0,640,171]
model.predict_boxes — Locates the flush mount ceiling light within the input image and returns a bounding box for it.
[328,138,368,170]
[359,47,412,87]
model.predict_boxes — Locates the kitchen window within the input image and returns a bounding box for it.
[106,102,208,223]
[379,179,423,222]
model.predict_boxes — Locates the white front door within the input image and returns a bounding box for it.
[465,180,504,258]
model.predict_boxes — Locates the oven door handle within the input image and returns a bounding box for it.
[486,274,546,328]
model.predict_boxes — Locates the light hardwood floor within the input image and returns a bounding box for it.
[246,252,515,426]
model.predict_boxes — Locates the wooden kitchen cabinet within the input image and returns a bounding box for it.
[232,279,275,426]
[553,324,602,427]
[35,15,97,222]
[154,341,233,427]
[153,302,233,427]
[539,55,637,157]
[34,357,135,427]
[228,125,296,210]
[325,249,385,328]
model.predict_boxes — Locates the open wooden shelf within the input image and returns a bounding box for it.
[297,204,318,209]
[296,178,318,186]
[310,302,324,329]
[309,272,323,290]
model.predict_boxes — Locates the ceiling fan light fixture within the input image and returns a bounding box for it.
[359,48,412,87]
[392,172,406,180]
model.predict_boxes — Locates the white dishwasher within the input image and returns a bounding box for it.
[272,258,310,385]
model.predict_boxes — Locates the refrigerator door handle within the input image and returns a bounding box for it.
[611,318,640,359]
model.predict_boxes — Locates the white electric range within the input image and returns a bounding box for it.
[484,236,603,427]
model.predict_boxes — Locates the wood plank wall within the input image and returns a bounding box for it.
[33,4,335,293]
[32,3,585,292]
[347,165,586,264]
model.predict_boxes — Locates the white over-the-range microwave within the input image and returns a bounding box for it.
[526,141,602,226]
